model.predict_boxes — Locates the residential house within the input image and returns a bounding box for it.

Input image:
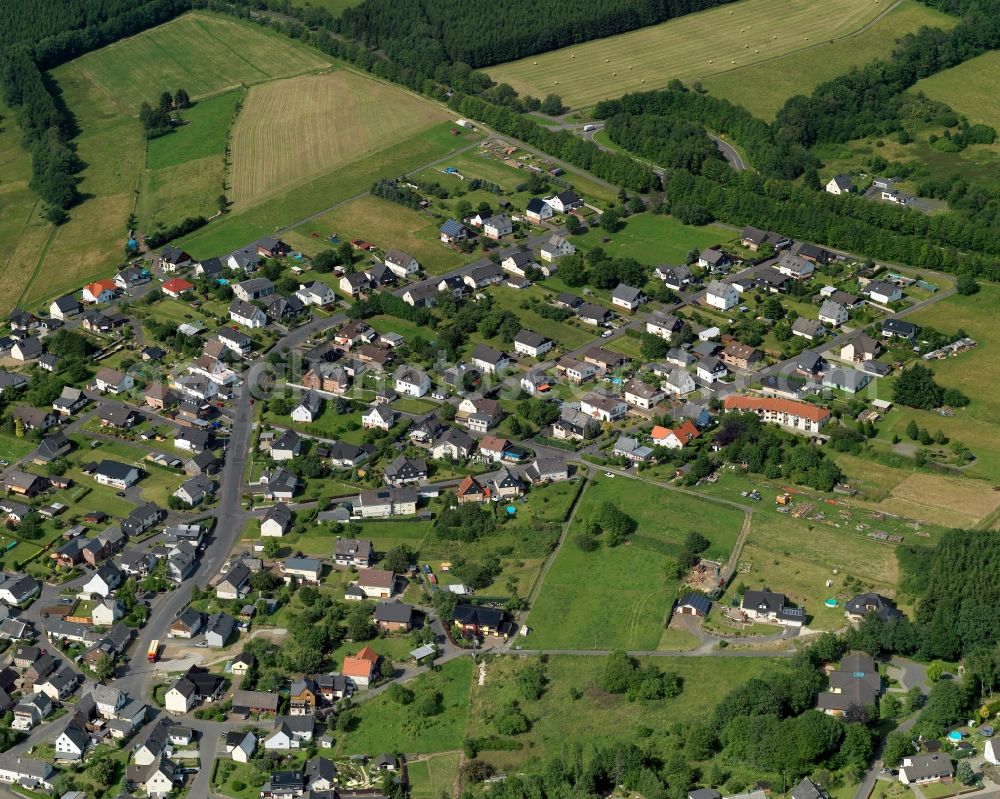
[706,280,738,311]
[216,561,252,600]
[740,226,789,252]
[882,319,919,341]
[53,386,87,416]
[540,234,575,262]
[173,475,215,506]
[384,456,427,486]
[82,279,118,304]
[867,280,902,304]
[899,754,952,785]
[50,294,82,320]
[3,470,47,497]
[233,277,275,303]
[229,299,267,329]
[483,215,512,240]
[501,250,538,277]
[327,441,374,468]
[623,379,663,410]
[94,367,134,395]
[580,393,627,422]
[439,219,468,243]
[296,281,337,307]
[525,197,554,224]
[646,311,681,340]
[0,575,39,607]
[341,646,379,689]
[576,302,612,326]
[696,356,727,383]
[822,367,872,394]
[817,652,883,715]
[456,475,489,504]
[662,368,696,397]
[0,372,28,397]
[92,460,140,489]
[161,277,193,298]
[394,366,431,397]
[80,562,122,598]
[582,346,628,372]
[775,252,814,280]
[698,249,731,272]
[611,283,644,311]
[651,419,700,449]
[282,557,322,586]
[362,404,397,431]
[12,405,56,432]
[740,589,805,627]
[512,330,553,358]
[121,502,163,537]
[334,538,373,568]
[10,337,43,362]
[523,453,569,484]
[255,236,289,258]
[491,466,524,499]
[721,341,762,370]
[0,755,53,790]
[356,569,396,599]
[231,689,279,716]
[471,343,510,374]
[356,487,418,519]
[169,608,205,639]
[264,716,315,750]
[818,300,848,327]
[291,391,323,424]
[216,327,253,357]
[826,174,855,194]
[613,435,653,462]
[55,722,89,761]
[463,263,504,290]
[254,468,298,500]
[266,294,306,321]
[383,249,420,278]
[794,349,826,377]
[658,264,694,289]
[205,612,236,647]
[458,395,502,432]
[844,592,902,623]
[675,594,711,618]
[261,503,292,537]
[841,335,881,363]
[92,597,124,626]
[224,730,257,764]
[555,356,596,384]
[453,604,507,638]
[791,318,827,341]
[99,403,140,430]
[544,190,582,213]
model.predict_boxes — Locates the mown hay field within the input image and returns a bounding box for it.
[227,71,449,209]
[915,50,1000,129]
[704,0,956,119]
[488,0,915,111]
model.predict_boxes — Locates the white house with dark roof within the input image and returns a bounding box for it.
[818,300,848,327]
[540,234,575,262]
[826,174,855,195]
[706,281,737,311]
[384,250,419,278]
[611,284,644,311]
[513,330,553,358]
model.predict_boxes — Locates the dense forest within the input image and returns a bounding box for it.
[603,112,723,174]
[595,84,815,179]
[335,0,738,71]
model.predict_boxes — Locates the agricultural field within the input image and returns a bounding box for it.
[726,509,902,629]
[53,12,330,119]
[179,123,474,259]
[487,0,893,111]
[915,50,1000,130]
[466,655,781,770]
[229,71,448,209]
[10,11,332,315]
[137,89,243,233]
[703,0,957,119]
[525,476,745,650]
[282,195,470,274]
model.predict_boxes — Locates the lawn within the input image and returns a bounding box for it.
[0,431,40,463]
[573,213,732,265]
[465,655,782,770]
[702,0,957,119]
[282,195,470,274]
[179,123,475,259]
[525,476,745,650]
[487,285,598,350]
[915,50,1000,130]
[137,89,242,233]
[337,658,474,755]
[407,753,461,799]
[228,71,448,209]
[487,0,892,111]
[728,510,901,630]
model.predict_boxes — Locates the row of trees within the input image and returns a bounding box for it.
[604,112,723,174]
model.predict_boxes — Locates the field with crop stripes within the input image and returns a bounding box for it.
[488,0,899,111]
[227,71,448,209]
